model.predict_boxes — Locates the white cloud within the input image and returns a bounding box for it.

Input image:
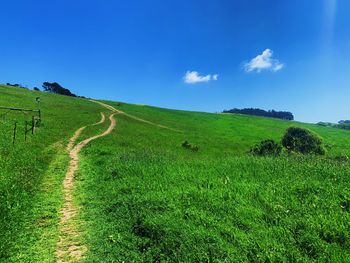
[244,49,284,73]
[183,71,218,84]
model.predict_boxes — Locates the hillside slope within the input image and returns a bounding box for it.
[110,101,350,157]
[76,101,350,261]
[0,85,105,262]
[0,85,350,262]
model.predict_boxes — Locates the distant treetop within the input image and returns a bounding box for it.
[42,82,76,97]
[6,83,27,89]
[317,121,350,131]
[223,108,294,120]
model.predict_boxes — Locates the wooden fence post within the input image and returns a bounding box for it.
[25,121,28,141]
[32,116,35,134]
[13,122,17,145]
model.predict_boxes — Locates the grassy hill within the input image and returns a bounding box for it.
[0,85,103,261]
[1,85,350,262]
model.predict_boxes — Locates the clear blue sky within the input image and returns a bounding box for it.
[0,0,349,123]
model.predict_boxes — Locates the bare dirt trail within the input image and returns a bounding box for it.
[90,100,182,133]
[56,100,179,262]
[92,112,106,126]
[56,112,116,263]
[66,113,106,152]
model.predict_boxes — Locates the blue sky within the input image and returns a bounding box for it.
[0,0,349,123]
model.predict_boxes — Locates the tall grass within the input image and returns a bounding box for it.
[1,86,349,261]
[0,85,102,261]
[76,107,350,262]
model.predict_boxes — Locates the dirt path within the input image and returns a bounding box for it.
[56,112,116,263]
[92,112,106,126]
[66,113,106,151]
[90,100,182,133]
[56,100,179,262]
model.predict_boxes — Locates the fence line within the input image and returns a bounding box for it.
[13,122,17,145]
[0,106,42,145]
[0,106,41,121]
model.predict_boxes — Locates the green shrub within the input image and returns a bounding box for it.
[181,140,191,149]
[282,127,326,155]
[181,141,199,152]
[334,155,349,162]
[250,139,282,156]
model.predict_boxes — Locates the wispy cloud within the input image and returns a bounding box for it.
[244,49,284,73]
[183,71,218,84]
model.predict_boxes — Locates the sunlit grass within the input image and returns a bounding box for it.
[1,85,349,261]
[76,103,350,262]
[0,85,102,262]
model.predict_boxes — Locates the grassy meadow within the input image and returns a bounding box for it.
[1,86,350,262]
[75,101,350,262]
[0,85,103,262]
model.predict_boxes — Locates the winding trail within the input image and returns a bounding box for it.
[56,111,116,263]
[91,100,182,133]
[92,112,106,126]
[56,101,179,262]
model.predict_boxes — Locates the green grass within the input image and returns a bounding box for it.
[1,86,350,262]
[109,101,350,157]
[0,85,103,262]
[74,102,350,262]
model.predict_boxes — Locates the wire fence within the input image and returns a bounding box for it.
[0,106,41,145]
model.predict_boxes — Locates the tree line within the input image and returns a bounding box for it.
[6,83,33,89]
[318,120,350,131]
[42,82,76,97]
[5,81,77,97]
[223,108,294,120]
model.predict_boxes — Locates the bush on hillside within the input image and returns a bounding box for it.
[282,127,326,155]
[333,155,349,162]
[181,141,199,152]
[337,123,350,131]
[250,139,282,156]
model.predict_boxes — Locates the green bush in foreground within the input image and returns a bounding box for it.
[282,127,326,155]
[250,139,282,156]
